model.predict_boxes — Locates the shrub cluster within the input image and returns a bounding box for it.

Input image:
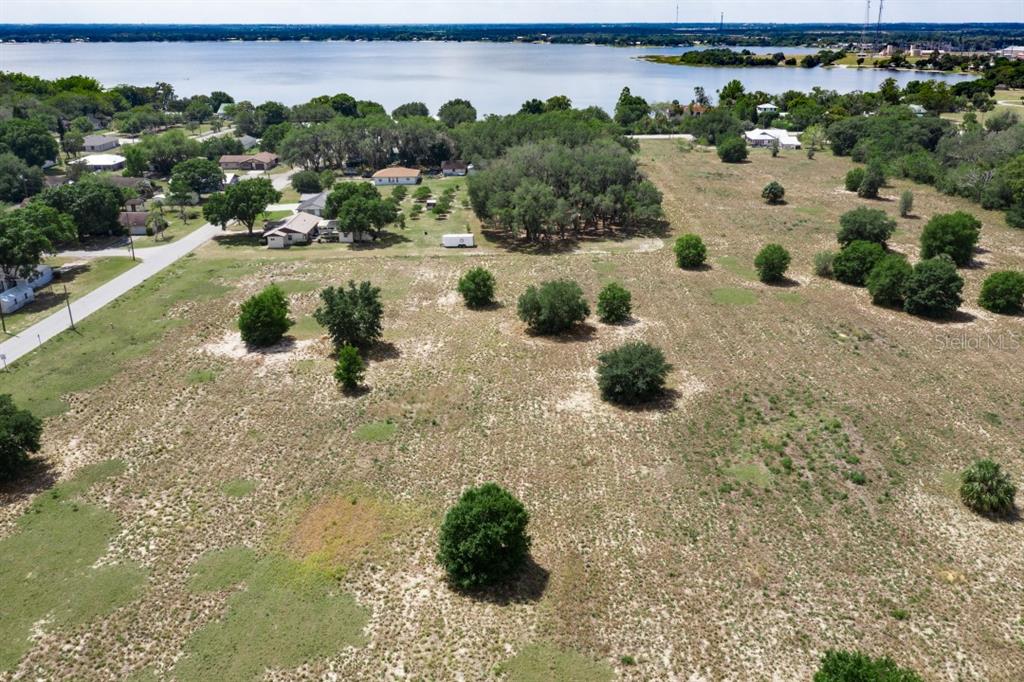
[865,254,912,307]
[314,280,384,351]
[673,234,707,268]
[457,267,496,308]
[238,284,292,348]
[717,136,748,163]
[978,270,1024,314]
[833,240,886,286]
[920,211,981,267]
[814,649,922,682]
[596,342,671,405]
[754,243,791,283]
[761,181,785,205]
[0,394,43,482]
[903,256,964,318]
[837,207,896,247]
[517,279,589,334]
[960,459,1016,516]
[596,282,632,324]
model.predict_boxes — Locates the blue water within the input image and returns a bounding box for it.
[0,41,972,115]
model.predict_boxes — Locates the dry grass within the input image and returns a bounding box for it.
[3,142,1024,680]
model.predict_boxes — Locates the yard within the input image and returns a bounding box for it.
[2,142,1023,680]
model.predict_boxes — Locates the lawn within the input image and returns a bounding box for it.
[3,143,1024,680]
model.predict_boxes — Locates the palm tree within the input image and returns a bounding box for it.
[960,459,1016,516]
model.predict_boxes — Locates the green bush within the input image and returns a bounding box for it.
[857,161,886,199]
[320,170,336,190]
[837,207,896,247]
[237,284,293,347]
[844,167,866,192]
[1006,204,1024,229]
[436,483,531,590]
[596,341,672,405]
[814,649,922,682]
[813,251,836,278]
[960,459,1016,516]
[761,181,785,205]
[833,240,886,286]
[517,279,589,334]
[390,185,408,202]
[314,280,384,351]
[903,256,964,318]
[866,254,912,307]
[717,136,748,163]
[0,394,43,482]
[920,211,981,267]
[898,190,914,218]
[596,282,632,324]
[334,345,365,392]
[290,169,323,194]
[978,270,1024,314]
[754,243,791,283]
[457,267,496,309]
[673,234,707,268]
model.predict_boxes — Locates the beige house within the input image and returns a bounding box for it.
[372,167,421,186]
[263,212,321,248]
[219,152,279,171]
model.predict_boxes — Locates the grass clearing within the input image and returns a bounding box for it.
[711,286,758,305]
[220,479,256,498]
[352,420,397,443]
[497,643,614,682]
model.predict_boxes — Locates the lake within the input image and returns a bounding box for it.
[0,41,972,114]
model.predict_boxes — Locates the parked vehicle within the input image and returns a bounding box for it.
[442,233,475,248]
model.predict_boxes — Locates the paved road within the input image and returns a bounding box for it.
[0,223,220,367]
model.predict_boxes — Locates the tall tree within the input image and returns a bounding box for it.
[202,178,280,235]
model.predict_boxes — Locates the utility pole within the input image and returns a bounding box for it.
[63,285,75,331]
[128,232,136,261]
[0,303,6,334]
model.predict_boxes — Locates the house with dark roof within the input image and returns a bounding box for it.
[262,212,321,248]
[297,191,328,217]
[219,152,279,171]
[238,135,260,150]
[83,134,119,152]
[119,211,150,236]
[442,161,469,177]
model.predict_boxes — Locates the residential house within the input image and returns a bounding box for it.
[216,103,233,117]
[442,161,469,177]
[238,135,260,150]
[908,104,927,117]
[103,175,155,197]
[298,191,328,217]
[756,103,779,115]
[219,152,279,171]
[119,211,150,236]
[679,103,707,117]
[222,172,240,188]
[319,220,372,243]
[263,211,321,248]
[72,154,126,172]
[123,197,146,212]
[43,175,69,189]
[372,167,421,186]
[744,128,802,149]
[83,134,119,152]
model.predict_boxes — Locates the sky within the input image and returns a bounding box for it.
[1,0,1021,25]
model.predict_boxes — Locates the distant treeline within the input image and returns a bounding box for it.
[643,48,847,68]
[2,23,1024,51]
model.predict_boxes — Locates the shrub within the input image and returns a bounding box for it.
[960,459,1016,516]
[866,254,912,307]
[673,234,707,268]
[596,282,632,324]
[237,284,292,347]
[837,207,897,247]
[1006,204,1024,229]
[754,243,791,283]
[436,483,531,590]
[920,212,981,267]
[833,240,886,286]
[413,185,432,201]
[813,649,922,682]
[857,161,886,199]
[334,345,365,392]
[813,251,836,278]
[457,267,496,309]
[978,270,1024,314]
[903,256,964,318]
[0,394,43,482]
[898,190,914,218]
[314,280,384,351]
[761,181,785,205]
[290,169,323,194]
[717,136,748,163]
[596,342,672,405]
[390,185,408,202]
[320,170,336,190]
[517,279,589,334]
[844,167,866,192]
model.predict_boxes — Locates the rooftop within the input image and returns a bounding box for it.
[373,166,420,178]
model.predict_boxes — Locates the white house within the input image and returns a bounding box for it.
[72,154,126,172]
[744,128,802,149]
[83,134,119,152]
[222,172,240,188]
[372,167,421,186]
[908,104,927,117]
[756,103,779,115]
[0,284,35,314]
[263,212,321,248]
[318,220,372,243]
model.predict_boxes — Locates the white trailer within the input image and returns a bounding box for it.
[442,233,475,248]
[0,284,35,314]
[23,265,53,290]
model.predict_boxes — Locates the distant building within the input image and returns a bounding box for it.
[298,191,329,217]
[238,135,260,150]
[998,46,1024,60]
[119,211,150,236]
[72,154,126,172]
[219,152,278,171]
[442,161,469,177]
[102,175,155,197]
[222,172,240,188]
[907,104,927,117]
[744,128,802,149]
[83,134,119,152]
[263,212,321,248]
[371,167,421,186]
[216,103,233,117]
[755,103,779,115]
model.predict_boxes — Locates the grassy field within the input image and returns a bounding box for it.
[2,143,1023,680]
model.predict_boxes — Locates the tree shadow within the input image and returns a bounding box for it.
[0,458,57,507]
[614,387,683,414]
[974,505,1021,524]
[212,232,263,248]
[480,219,670,255]
[245,336,297,354]
[351,232,412,250]
[680,263,713,272]
[763,277,801,288]
[528,323,597,344]
[468,301,505,312]
[457,554,550,606]
[918,309,978,325]
[366,341,401,362]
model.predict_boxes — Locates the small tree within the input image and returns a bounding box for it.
[334,344,365,393]
[517,279,589,335]
[866,254,912,307]
[413,185,432,202]
[717,136,748,163]
[762,181,785,205]
[832,240,886,286]
[596,282,632,324]
[238,284,292,347]
[314,280,384,351]
[978,270,1024,314]
[770,139,780,158]
[813,251,836,278]
[596,342,672,405]
[813,650,922,682]
[391,185,408,202]
[837,207,896,247]
[0,394,43,482]
[457,267,496,309]
[857,162,886,199]
[844,167,866,192]
[960,459,1016,516]
[754,243,791,283]
[436,483,531,590]
[920,211,981,267]
[899,190,914,218]
[903,256,964,318]
[673,234,707,269]
[290,169,323,194]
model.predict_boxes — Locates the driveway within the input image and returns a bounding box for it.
[0,223,220,367]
